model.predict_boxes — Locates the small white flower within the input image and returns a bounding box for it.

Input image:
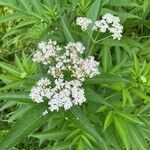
[65,42,85,54]
[38,42,46,49]
[76,17,92,31]
[92,13,123,40]
[102,13,119,24]
[29,86,44,103]
[33,51,45,63]
[36,77,51,87]
[93,20,109,33]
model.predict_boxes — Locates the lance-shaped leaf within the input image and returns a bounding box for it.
[60,16,74,42]
[71,106,108,150]
[0,104,50,150]
[114,116,130,150]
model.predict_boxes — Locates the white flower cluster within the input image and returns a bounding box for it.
[33,40,61,65]
[30,40,100,114]
[29,77,86,112]
[76,17,92,31]
[76,13,123,40]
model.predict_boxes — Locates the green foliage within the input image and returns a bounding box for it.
[0,0,150,149]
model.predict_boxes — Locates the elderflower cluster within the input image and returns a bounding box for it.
[29,77,86,113]
[76,17,92,31]
[30,40,100,114]
[76,13,123,40]
[33,40,61,65]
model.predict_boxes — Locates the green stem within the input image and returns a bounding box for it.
[95,35,111,44]
[87,33,100,56]
[86,31,96,43]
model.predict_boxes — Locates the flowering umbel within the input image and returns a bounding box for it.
[30,40,100,114]
[76,13,123,40]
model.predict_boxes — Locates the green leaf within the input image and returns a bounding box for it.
[129,125,149,150]
[60,16,74,42]
[31,130,71,140]
[115,46,121,64]
[15,55,25,73]
[8,105,32,122]
[77,139,84,150]
[65,129,81,141]
[0,0,23,12]
[30,0,43,15]
[118,113,144,125]
[0,92,29,100]
[103,111,114,131]
[50,141,71,150]
[0,101,16,111]
[0,80,26,91]
[82,135,93,149]
[14,18,39,29]
[0,104,50,150]
[2,28,25,39]
[143,0,150,18]
[105,125,123,150]
[114,116,130,150]
[131,89,150,102]
[101,46,112,72]
[84,87,104,104]
[19,0,31,11]
[85,74,130,85]
[108,0,139,7]
[71,106,108,150]
[122,89,128,107]
[0,62,20,76]
[0,13,26,24]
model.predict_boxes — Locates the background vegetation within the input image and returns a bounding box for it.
[0,0,150,149]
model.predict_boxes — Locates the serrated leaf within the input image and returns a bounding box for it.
[31,130,71,140]
[0,92,29,100]
[8,105,32,122]
[71,106,108,150]
[15,55,25,73]
[129,125,149,150]
[65,129,80,141]
[19,0,31,11]
[0,62,20,76]
[108,0,138,7]
[82,135,93,149]
[83,132,97,143]
[50,141,71,150]
[143,0,150,18]
[0,104,50,150]
[122,89,128,107]
[114,116,130,150]
[118,113,144,125]
[0,101,16,111]
[132,89,150,102]
[30,0,43,15]
[101,46,112,72]
[0,0,23,12]
[0,80,26,91]
[77,139,84,150]
[84,87,104,104]
[85,74,130,85]
[0,13,26,24]
[105,125,123,150]
[60,16,74,42]
[104,111,114,131]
